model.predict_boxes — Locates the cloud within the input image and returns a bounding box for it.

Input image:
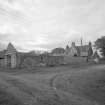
[0,0,105,51]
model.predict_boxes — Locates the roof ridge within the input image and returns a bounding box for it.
[6,42,17,55]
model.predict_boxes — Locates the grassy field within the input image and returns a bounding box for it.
[0,64,105,105]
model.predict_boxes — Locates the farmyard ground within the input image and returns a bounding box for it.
[0,64,105,105]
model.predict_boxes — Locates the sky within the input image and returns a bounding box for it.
[0,0,105,51]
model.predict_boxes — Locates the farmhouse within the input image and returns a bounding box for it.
[65,42,79,56]
[65,42,93,57]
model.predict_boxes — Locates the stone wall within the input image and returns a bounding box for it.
[16,53,42,68]
[0,52,65,68]
[44,55,65,66]
[64,56,86,65]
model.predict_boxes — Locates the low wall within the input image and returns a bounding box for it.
[64,56,87,65]
[45,55,65,66]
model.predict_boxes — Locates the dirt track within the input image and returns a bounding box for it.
[0,64,105,105]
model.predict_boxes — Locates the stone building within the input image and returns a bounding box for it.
[0,50,6,67]
[4,43,17,68]
[6,43,44,68]
[0,43,17,68]
[65,42,93,57]
[0,43,65,68]
[65,42,79,56]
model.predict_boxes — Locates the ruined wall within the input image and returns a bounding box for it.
[45,55,65,66]
[18,54,41,68]
[0,52,65,68]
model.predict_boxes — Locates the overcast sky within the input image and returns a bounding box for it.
[0,0,105,51]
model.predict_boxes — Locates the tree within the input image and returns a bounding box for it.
[95,36,105,56]
[51,47,65,55]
